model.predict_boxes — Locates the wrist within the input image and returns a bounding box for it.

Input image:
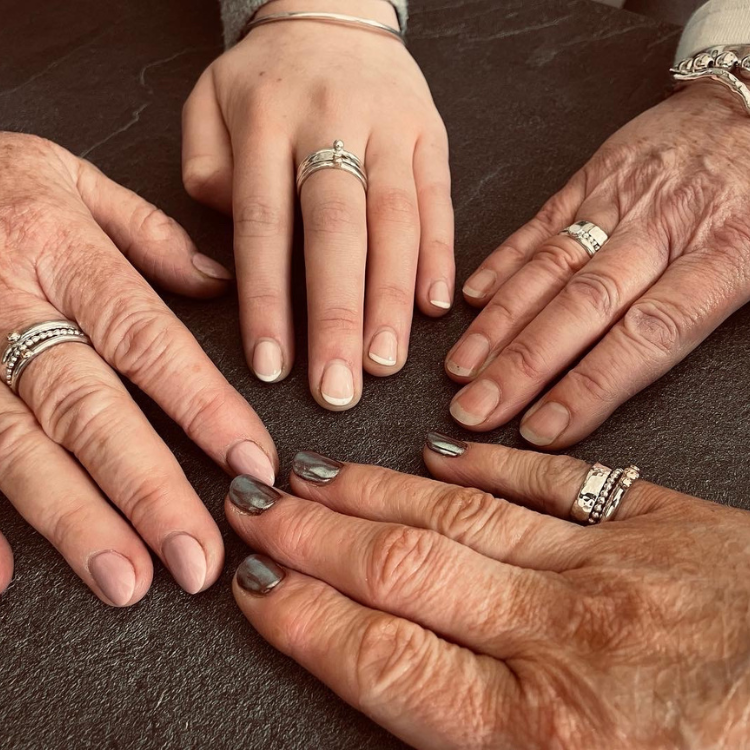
[254,0,399,28]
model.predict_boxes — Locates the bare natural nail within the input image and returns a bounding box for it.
[192,253,233,281]
[227,440,276,485]
[163,533,207,595]
[463,268,497,299]
[368,329,398,367]
[320,360,354,407]
[446,333,491,377]
[450,379,501,426]
[520,402,570,446]
[429,280,452,310]
[253,339,283,383]
[89,550,136,607]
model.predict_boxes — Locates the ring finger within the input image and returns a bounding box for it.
[297,132,369,410]
[446,197,618,382]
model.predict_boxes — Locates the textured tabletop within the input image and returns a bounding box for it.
[1,1,748,748]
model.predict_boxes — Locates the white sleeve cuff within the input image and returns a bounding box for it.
[676,0,750,61]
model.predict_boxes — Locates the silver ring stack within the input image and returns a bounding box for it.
[2,320,91,394]
[571,462,641,526]
[560,220,609,258]
[296,140,367,194]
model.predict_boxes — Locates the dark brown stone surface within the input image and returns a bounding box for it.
[0,1,747,748]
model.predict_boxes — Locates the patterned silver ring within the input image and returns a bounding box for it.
[296,140,367,194]
[2,320,92,394]
[570,462,641,525]
[560,220,609,258]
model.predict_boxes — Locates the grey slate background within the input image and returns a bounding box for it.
[0,0,748,748]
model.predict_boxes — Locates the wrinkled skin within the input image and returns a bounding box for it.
[447,85,750,447]
[0,133,277,605]
[228,441,750,749]
[182,0,454,409]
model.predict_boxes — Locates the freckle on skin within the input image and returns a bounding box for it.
[259,71,266,77]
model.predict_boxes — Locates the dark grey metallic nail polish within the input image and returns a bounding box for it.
[229,475,281,514]
[425,431,468,457]
[292,451,343,485]
[236,554,285,595]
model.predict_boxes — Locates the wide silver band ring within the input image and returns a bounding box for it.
[296,140,367,194]
[570,462,641,525]
[560,220,609,258]
[2,320,91,394]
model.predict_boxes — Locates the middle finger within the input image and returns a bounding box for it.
[298,134,369,410]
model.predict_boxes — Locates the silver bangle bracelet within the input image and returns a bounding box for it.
[240,11,405,44]
[672,45,750,116]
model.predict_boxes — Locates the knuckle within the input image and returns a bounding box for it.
[533,186,579,234]
[563,271,620,319]
[534,241,584,279]
[307,198,361,237]
[234,198,284,239]
[47,502,91,550]
[366,525,439,603]
[503,339,547,382]
[485,295,516,324]
[130,202,176,244]
[355,614,434,708]
[180,387,229,445]
[432,487,499,546]
[103,308,180,385]
[371,281,412,310]
[566,365,616,404]
[496,243,527,266]
[314,305,361,334]
[122,476,173,528]
[369,188,419,228]
[621,299,684,355]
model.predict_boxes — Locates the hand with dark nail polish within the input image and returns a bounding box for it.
[228,438,750,750]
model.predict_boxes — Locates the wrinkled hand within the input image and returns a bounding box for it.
[226,439,750,749]
[447,85,750,446]
[182,0,454,409]
[0,133,277,605]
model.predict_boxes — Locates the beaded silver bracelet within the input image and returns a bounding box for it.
[671,45,750,116]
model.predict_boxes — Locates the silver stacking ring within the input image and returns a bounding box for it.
[296,140,367,194]
[2,320,92,394]
[570,462,641,526]
[560,220,609,258]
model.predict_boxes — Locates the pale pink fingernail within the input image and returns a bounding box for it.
[429,280,452,310]
[320,360,354,407]
[253,339,283,383]
[520,402,570,446]
[227,440,276,485]
[368,329,398,367]
[192,253,233,281]
[463,268,497,299]
[446,333,491,377]
[89,550,136,607]
[450,379,501,426]
[163,533,207,595]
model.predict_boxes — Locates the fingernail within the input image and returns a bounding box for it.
[429,280,452,310]
[446,333,491,377]
[89,550,136,606]
[227,440,276,485]
[450,379,501,426]
[236,554,285,595]
[368,329,398,367]
[320,360,354,407]
[192,253,233,281]
[292,451,343,485]
[425,431,468,457]
[162,533,207,595]
[520,402,570,446]
[229,475,281,514]
[253,339,283,383]
[463,268,497,299]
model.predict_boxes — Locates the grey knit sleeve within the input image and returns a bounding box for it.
[220,0,409,47]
